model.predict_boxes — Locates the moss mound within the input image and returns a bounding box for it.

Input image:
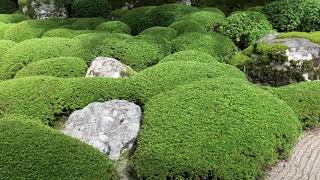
[60,17,106,30]
[0,23,10,39]
[139,26,178,40]
[172,32,238,62]
[169,20,206,35]
[120,6,155,35]
[95,21,131,34]
[0,14,28,24]
[131,61,246,102]
[278,31,320,45]
[269,81,320,128]
[70,0,112,18]
[160,50,219,64]
[133,78,301,179]
[42,28,96,38]
[179,11,226,31]
[145,4,198,27]
[0,114,118,179]
[222,11,273,49]
[15,57,87,78]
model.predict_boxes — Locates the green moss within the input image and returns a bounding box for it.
[70,0,112,18]
[169,20,206,35]
[179,11,226,31]
[0,0,18,14]
[172,32,238,62]
[15,57,87,78]
[42,28,96,38]
[139,26,178,40]
[131,61,246,102]
[199,7,225,16]
[269,81,320,128]
[0,40,15,62]
[95,21,131,34]
[222,11,273,49]
[133,78,301,179]
[278,31,320,45]
[0,14,28,24]
[0,23,10,39]
[60,17,106,30]
[109,8,128,20]
[228,52,252,67]
[160,50,219,64]
[120,6,155,35]
[0,114,118,179]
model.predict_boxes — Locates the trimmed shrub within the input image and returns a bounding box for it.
[3,19,69,42]
[169,20,206,35]
[145,3,198,27]
[15,57,87,78]
[42,28,96,38]
[120,6,155,35]
[269,81,320,128]
[222,11,273,49]
[0,0,18,14]
[160,50,219,64]
[0,14,28,23]
[0,23,10,39]
[0,114,118,179]
[109,8,128,20]
[139,26,178,40]
[70,0,112,17]
[96,21,131,34]
[133,78,301,179]
[264,0,320,32]
[179,11,226,31]
[172,32,238,62]
[60,17,106,30]
[200,7,225,15]
[0,40,15,62]
[131,61,246,102]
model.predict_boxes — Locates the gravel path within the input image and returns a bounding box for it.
[268,129,320,180]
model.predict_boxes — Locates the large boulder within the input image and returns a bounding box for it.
[241,33,320,86]
[19,0,67,19]
[86,57,134,78]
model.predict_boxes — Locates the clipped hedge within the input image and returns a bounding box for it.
[42,28,96,38]
[169,20,205,35]
[160,50,219,64]
[70,0,112,17]
[120,6,155,35]
[222,11,273,49]
[131,61,246,102]
[0,114,118,179]
[95,21,131,34]
[179,11,226,31]
[0,14,28,24]
[15,57,87,78]
[269,81,320,128]
[133,78,301,179]
[145,3,198,27]
[172,32,238,62]
[139,26,178,40]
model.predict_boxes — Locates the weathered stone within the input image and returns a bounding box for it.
[63,100,142,161]
[86,57,134,78]
[243,33,320,86]
[20,0,67,19]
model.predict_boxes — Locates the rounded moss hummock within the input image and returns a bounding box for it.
[0,14,28,24]
[131,61,246,102]
[42,28,96,38]
[0,23,11,39]
[179,11,226,31]
[95,21,131,34]
[133,78,301,179]
[139,26,178,40]
[222,11,273,49]
[172,32,238,62]
[160,50,219,64]
[15,57,87,78]
[169,20,206,35]
[0,114,118,179]
[70,0,112,18]
[60,17,106,30]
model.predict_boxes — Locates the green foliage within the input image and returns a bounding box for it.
[120,6,155,35]
[269,81,320,128]
[131,61,246,102]
[60,17,106,30]
[15,57,87,78]
[109,8,128,20]
[42,28,96,38]
[0,14,28,24]
[172,32,238,62]
[222,11,273,49]
[228,52,252,67]
[278,31,320,45]
[179,11,226,31]
[264,0,320,32]
[0,0,18,14]
[95,21,131,34]
[133,78,301,179]
[139,26,178,40]
[0,114,118,179]
[0,40,15,62]
[199,7,225,15]
[169,20,206,35]
[0,23,10,39]
[160,50,219,64]
[145,4,198,27]
[70,0,112,18]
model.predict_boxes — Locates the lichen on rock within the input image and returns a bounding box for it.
[19,0,67,19]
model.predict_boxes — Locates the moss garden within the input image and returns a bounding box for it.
[3,0,320,179]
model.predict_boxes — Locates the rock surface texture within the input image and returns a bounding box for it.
[268,129,320,180]
[86,57,133,78]
[63,100,142,161]
[20,0,67,19]
[244,33,320,86]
